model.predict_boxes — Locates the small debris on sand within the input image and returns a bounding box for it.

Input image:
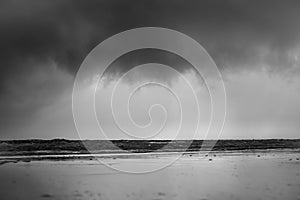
[158,192,166,196]
[257,155,261,157]
[41,193,54,198]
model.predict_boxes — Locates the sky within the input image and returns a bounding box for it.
[0,0,300,139]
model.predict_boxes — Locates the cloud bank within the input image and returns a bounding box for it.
[0,0,300,139]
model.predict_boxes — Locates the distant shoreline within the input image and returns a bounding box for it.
[1,139,300,157]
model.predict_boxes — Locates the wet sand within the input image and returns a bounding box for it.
[0,150,300,200]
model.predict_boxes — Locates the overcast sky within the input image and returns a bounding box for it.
[1,0,300,139]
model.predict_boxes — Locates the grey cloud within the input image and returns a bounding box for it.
[102,49,198,86]
[1,0,300,81]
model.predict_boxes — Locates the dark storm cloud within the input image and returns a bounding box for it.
[1,0,300,80]
[1,0,300,138]
[102,49,198,86]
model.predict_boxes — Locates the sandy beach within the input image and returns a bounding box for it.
[0,150,299,200]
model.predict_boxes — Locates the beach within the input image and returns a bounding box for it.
[1,150,300,200]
